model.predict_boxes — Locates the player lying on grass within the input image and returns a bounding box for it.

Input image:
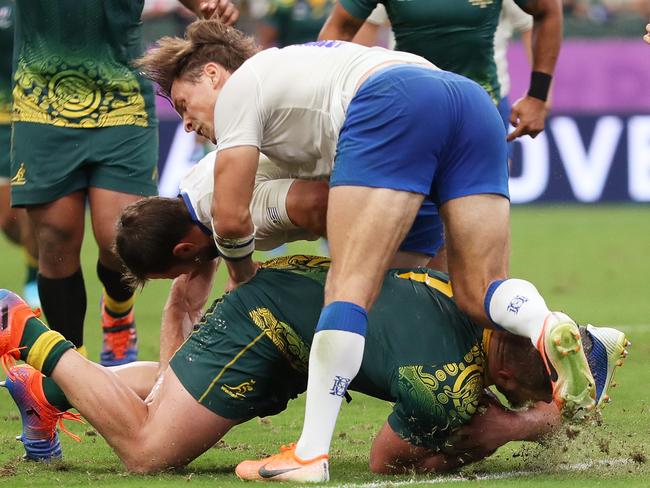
[0,256,628,476]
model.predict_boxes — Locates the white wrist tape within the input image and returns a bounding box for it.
[214,233,255,261]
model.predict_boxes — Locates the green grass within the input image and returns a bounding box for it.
[0,205,649,487]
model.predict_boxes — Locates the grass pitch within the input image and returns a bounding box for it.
[0,204,648,487]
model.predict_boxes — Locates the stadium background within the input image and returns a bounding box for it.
[1,1,649,486]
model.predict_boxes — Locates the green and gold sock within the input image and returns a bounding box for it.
[19,317,74,376]
[42,376,72,412]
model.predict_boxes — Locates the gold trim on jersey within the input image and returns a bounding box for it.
[12,60,149,128]
[249,307,310,373]
[395,271,453,298]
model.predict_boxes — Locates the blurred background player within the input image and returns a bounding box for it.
[494,0,534,137]
[318,0,561,141]
[0,0,39,307]
[257,0,335,49]
[9,0,238,366]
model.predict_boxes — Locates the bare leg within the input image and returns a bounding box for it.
[27,192,86,278]
[88,188,142,270]
[295,186,423,459]
[440,194,510,327]
[51,351,238,473]
[109,361,158,400]
[324,186,424,307]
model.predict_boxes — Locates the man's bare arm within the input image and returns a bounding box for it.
[369,397,561,474]
[318,3,366,41]
[508,0,562,141]
[158,259,218,371]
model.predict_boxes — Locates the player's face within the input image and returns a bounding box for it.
[171,74,219,144]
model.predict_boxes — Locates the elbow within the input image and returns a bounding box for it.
[212,206,253,238]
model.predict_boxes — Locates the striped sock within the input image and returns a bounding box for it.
[102,289,135,320]
[19,317,74,376]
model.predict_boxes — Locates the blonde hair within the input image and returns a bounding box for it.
[134,20,259,98]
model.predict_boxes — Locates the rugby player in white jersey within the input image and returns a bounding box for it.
[136,21,597,482]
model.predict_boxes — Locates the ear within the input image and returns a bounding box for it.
[172,242,199,259]
[495,369,518,391]
[203,62,223,89]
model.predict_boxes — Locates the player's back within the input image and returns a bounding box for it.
[228,256,482,398]
[215,42,433,177]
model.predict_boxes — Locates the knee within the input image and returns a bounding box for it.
[121,445,168,474]
[368,457,393,475]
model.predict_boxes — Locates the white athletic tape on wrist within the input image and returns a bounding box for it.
[214,233,255,260]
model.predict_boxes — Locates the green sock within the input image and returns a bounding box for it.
[42,377,72,412]
[19,317,74,376]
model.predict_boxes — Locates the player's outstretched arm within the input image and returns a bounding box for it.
[318,2,366,42]
[441,395,561,462]
[509,0,562,141]
[645,23,650,44]
[369,395,561,474]
[159,259,218,372]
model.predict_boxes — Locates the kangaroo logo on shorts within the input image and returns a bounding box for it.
[507,295,528,314]
[221,380,256,400]
[329,375,351,397]
[10,163,27,186]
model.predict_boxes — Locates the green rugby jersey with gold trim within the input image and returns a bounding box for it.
[340,0,532,103]
[0,0,13,125]
[12,0,156,129]
[234,255,486,447]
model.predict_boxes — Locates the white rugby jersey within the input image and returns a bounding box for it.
[214,41,434,178]
[179,151,320,250]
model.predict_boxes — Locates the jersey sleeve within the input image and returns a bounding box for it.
[338,0,381,21]
[366,4,388,26]
[504,0,533,33]
[215,63,265,152]
[178,151,217,232]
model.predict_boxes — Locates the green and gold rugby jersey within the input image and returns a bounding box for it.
[12,0,156,129]
[0,0,14,125]
[340,0,532,103]
[263,0,336,47]
[172,255,487,449]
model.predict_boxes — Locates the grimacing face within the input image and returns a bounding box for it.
[171,73,220,144]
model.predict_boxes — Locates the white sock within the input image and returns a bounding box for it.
[486,278,551,349]
[294,329,365,459]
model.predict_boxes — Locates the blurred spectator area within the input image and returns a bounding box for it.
[564,0,649,37]
[142,0,649,44]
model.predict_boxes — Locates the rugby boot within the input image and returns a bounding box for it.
[537,312,596,417]
[100,298,137,366]
[580,324,630,407]
[22,280,41,309]
[0,289,37,374]
[235,443,329,482]
[1,364,83,461]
